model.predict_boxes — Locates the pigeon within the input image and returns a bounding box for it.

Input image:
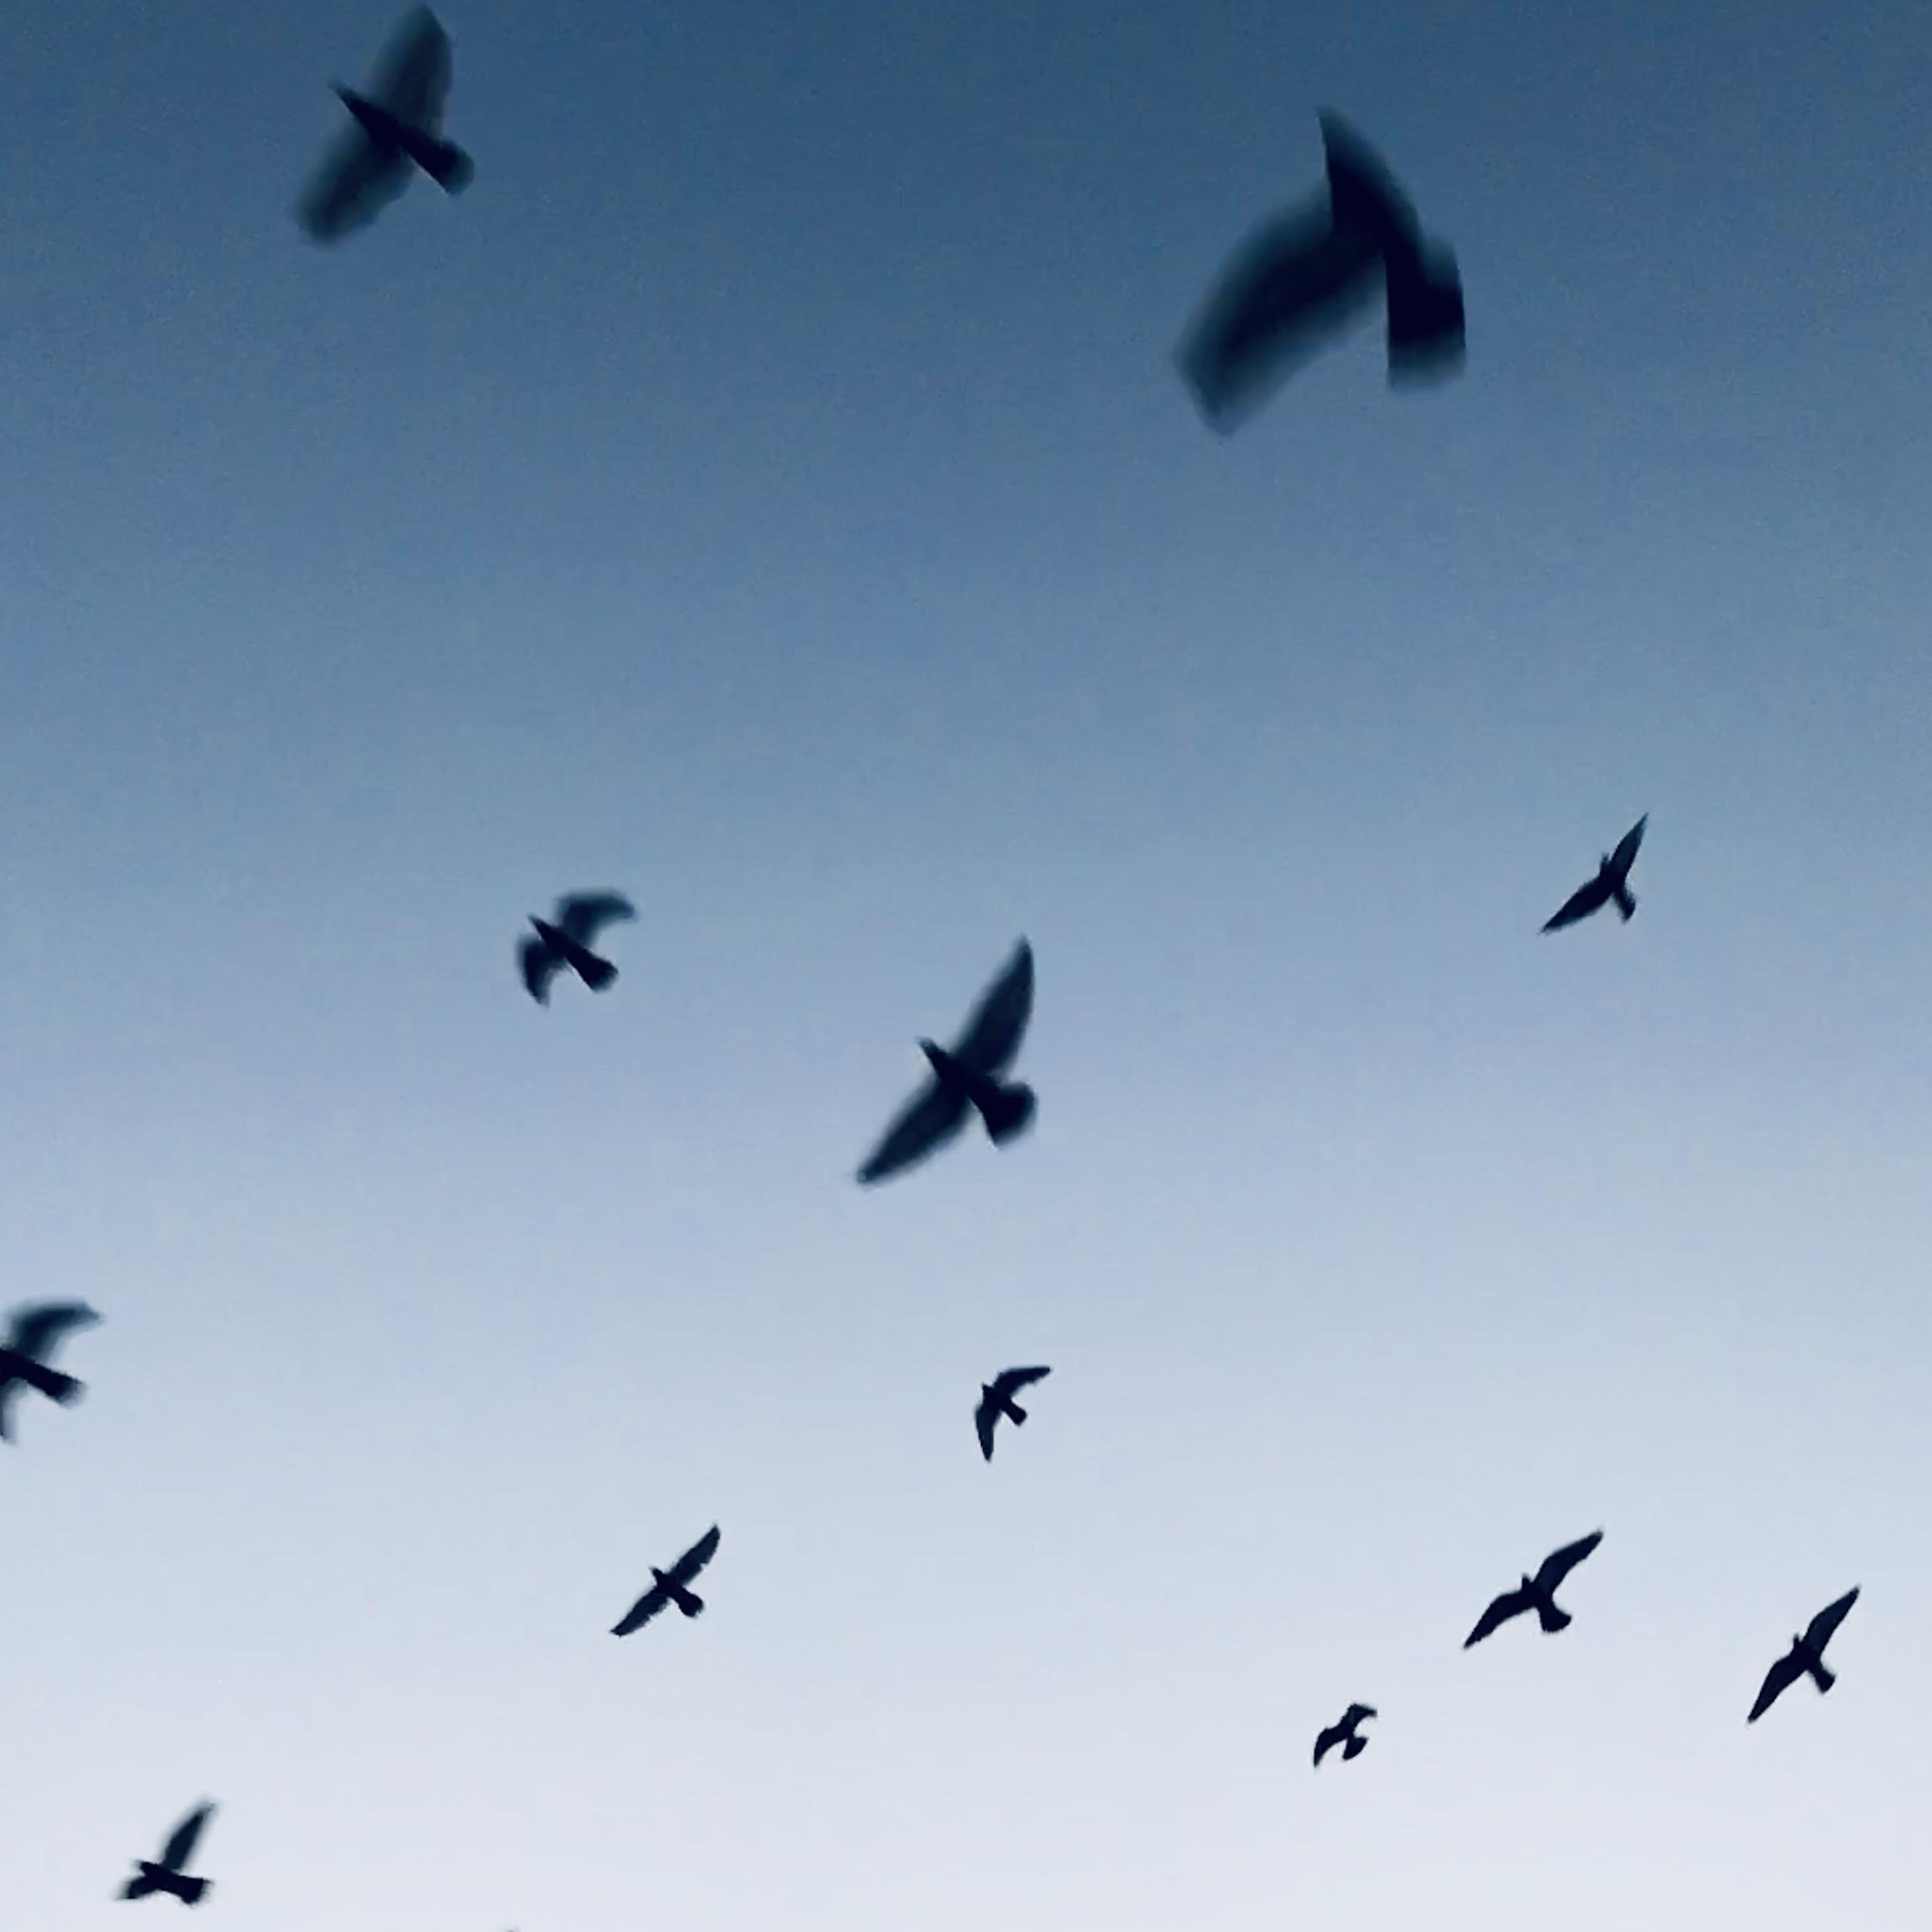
[121,1802,215,1906]
[298,7,473,243]
[1465,1531,1604,1647]
[1177,111,1465,432]
[975,1366,1052,1461]
[1749,1587,1860,1723]
[0,1301,99,1442]
[1542,816,1647,932]
[858,940,1036,1185]
[1313,1703,1377,1767]
[519,893,635,1003]
[611,1526,722,1637]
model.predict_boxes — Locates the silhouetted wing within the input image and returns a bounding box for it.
[370,6,452,129]
[158,1804,213,1871]
[298,128,411,242]
[857,1077,970,1186]
[1609,815,1647,876]
[975,1397,998,1460]
[953,940,1034,1076]
[991,1366,1051,1400]
[519,935,559,1004]
[1346,1702,1377,1724]
[555,893,636,948]
[1542,876,1610,932]
[1465,1585,1530,1647]
[668,1525,721,1587]
[611,1581,670,1636]
[1313,1722,1344,1767]
[6,1301,99,1360]
[1803,1587,1859,1654]
[1318,111,1425,255]
[1749,1649,1804,1723]
[1534,1530,1603,1595]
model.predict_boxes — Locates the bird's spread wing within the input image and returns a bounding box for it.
[1610,815,1647,876]
[1313,1723,1343,1766]
[952,940,1034,1076]
[1347,1703,1377,1724]
[1804,1587,1860,1653]
[1749,1650,1803,1723]
[857,1075,970,1186]
[519,935,559,1003]
[1465,1586,1530,1647]
[298,126,412,242]
[556,893,636,948]
[1542,877,1608,932]
[992,1366,1051,1400]
[1535,1531,1604,1595]
[669,1525,721,1587]
[159,1804,212,1871]
[370,6,452,128]
[611,1582,670,1636]
[6,1302,99,1361]
[1318,112,1425,256]
[975,1396,998,1460]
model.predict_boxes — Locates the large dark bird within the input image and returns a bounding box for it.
[121,1802,215,1906]
[611,1526,722,1637]
[975,1366,1052,1461]
[1542,816,1647,932]
[1465,1531,1604,1647]
[0,1301,99,1442]
[858,940,1036,1185]
[1748,1587,1860,1723]
[298,7,473,243]
[1177,111,1465,432]
[1313,1702,1377,1767]
[519,893,635,1004]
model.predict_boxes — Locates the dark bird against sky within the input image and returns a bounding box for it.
[298,7,473,243]
[520,893,636,1004]
[1313,1702,1377,1767]
[611,1526,722,1637]
[1542,815,1647,932]
[0,1301,99,1443]
[1749,1587,1860,1723]
[1464,1530,1604,1647]
[857,940,1037,1185]
[975,1365,1052,1461]
[121,1801,215,1907]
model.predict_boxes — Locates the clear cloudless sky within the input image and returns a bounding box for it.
[5,1,1931,1926]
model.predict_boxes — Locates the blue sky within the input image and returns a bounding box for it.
[6,2,1931,1926]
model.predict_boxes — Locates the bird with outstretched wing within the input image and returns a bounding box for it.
[520,892,636,1003]
[975,1365,1052,1460]
[1542,815,1647,932]
[611,1525,723,1637]
[1313,1702,1377,1767]
[0,1301,100,1440]
[1465,1530,1604,1647]
[1749,1586,1861,1722]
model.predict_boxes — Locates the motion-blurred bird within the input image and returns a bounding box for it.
[298,7,473,243]
[121,1802,215,1906]
[858,940,1036,1185]
[611,1526,722,1636]
[1542,816,1647,932]
[1313,1702,1377,1766]
[519,893,635,1003]
[1465,1531,1604,1647]
[1749,1587,1860,1722]
[0,1301,99,1442]
[975,1366,1052,1460]
[1177,111,1465,431]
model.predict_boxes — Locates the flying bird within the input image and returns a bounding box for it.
[858,940,1037,1185]
[1749,1587,1860,1723]
[1177,111,1465,432]
[1465,1531,1604,1647]
[0,1301,99,1442]
[519,893,635,1003]
[1313,1702,1377,1767]
[298,7,473,243]
[975,1366,1052,1461]
[121,1801,215,1906]
[611,1526,722,1637]
[1542,815,1647,932]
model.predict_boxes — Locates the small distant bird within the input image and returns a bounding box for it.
[1749,1587,1860,1723]
[1542,816,1647,932]
[0,1301,99,1442]
[1465,1530,1604,1647]
[298,7,473,243]
[975,1366,1052,1461]
[858,940,1036,1186]
[611,1526,722,1637]
[1177,111,1465,432]
[1313,1702,1377,1767]
[519,893,635,1004]
[121,1802,215,1906]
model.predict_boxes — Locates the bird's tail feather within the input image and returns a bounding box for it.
[1613,885,1637,920]
[672,1587,704,1618]
[575,952,618,991]
[17,1360,82,1405]
[1004,1401,1028,1426]
[1536,1602,1572,1634]
[1809,1659,1836,1694]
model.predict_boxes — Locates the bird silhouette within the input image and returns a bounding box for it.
[1176,111,1465,432]
[298,7,473,243]
[858,940,1036,1185]
[0,1301,99,1442]
[975,1366,1052,1460]
[611,1526,722,1636]
[121,1801,215,1906]
[1465,1531,1604,1647]
[1542,816,1647,932]
[1313,1703,1377,1767]
[519,893,635,1003]
[1749,1587,1860,1722]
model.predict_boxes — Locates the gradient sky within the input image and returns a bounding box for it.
[6,2,1931,1927]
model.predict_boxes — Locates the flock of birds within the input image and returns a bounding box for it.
[10,3,1870,1914]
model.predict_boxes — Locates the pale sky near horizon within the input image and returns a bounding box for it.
[6,3,1931,1928]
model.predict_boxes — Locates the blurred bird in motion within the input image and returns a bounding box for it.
[1465,1531,1604,1647]
[1177,111,1465,431]
[1749,1587,1860,1722]
[0,1301,99,1442]
[298,6,473,243]
[121,1802,215,1906]
[858,940,1037,1185]
[975,1365,1052,1460]
[520,893,636,1003]
[1542,815,1647,932]
[611,1525,723,1636]
[1313,1702,1377,1766]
